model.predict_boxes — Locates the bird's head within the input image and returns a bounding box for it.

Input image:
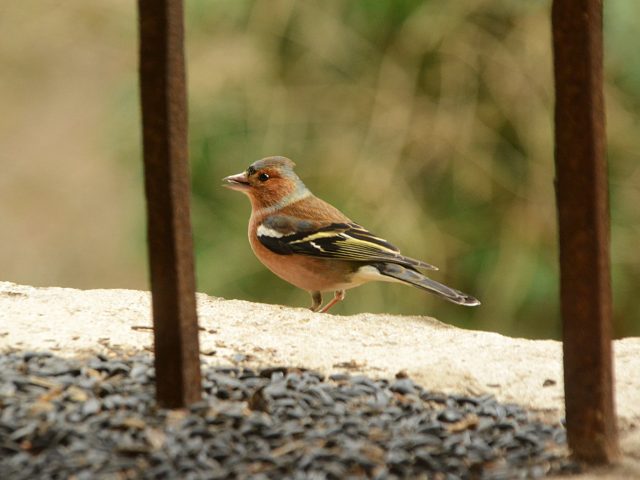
[223,156,308,210]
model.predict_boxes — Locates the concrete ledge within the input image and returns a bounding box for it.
[1,281,638,477]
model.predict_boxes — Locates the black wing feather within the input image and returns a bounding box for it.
[257,215,438,271]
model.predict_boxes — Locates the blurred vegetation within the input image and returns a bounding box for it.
[2,1,639,338]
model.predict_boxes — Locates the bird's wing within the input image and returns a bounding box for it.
[257,215,438,271]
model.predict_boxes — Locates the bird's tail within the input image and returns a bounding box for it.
[374,263,480,307]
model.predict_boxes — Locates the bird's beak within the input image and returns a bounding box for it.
[222,172,250,191]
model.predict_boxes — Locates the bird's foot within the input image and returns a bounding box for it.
[319,290,345,313]
[309,291,322,312]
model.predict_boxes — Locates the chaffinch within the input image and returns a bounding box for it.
[223,156,480,313]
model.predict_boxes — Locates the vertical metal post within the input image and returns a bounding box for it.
[138,0,202,407]
[552,0,619,463]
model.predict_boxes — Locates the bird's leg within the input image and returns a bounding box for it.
[309,291,322,312]
[320,290,345,313]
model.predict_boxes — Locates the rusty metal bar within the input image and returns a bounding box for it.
[552,0,619,463]
[138,0,202,408]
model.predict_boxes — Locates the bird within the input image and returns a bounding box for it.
[223,156,480,313]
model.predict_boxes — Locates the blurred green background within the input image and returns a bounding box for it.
[1,1,638,338]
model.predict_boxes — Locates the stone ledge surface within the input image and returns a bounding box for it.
[0,281,638,478]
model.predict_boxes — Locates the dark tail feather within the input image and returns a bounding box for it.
[376,263,480,307]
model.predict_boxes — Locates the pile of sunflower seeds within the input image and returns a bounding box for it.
[0,352,578,479]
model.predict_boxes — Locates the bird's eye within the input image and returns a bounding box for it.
[258,173,270,182]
